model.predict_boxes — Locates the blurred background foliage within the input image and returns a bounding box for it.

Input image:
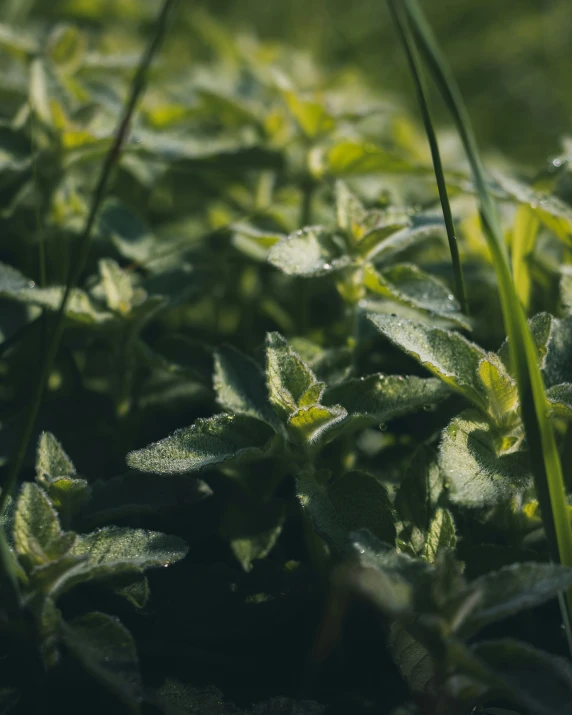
[3,0,571,166]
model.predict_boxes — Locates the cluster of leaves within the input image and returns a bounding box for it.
[3,3,572,715]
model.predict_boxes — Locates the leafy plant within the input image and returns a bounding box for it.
[2,2,572,714]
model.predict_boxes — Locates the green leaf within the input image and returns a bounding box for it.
[283,90,335,138]
[126,414,275,475]
[36,432,75,483]
[231,224,285,262]
[44,526,189,598]
[335,180,366,237]
[214,345,280,430]
[323,373,450,431]
[368,314,487,409]
[388,622,434,694]
[99,199,156,264]
[287,404,347,446]
[547,383,572,419]
[328,471,396,545]
[0,263,111,323]
[312,139,430,179]
[13,483,76,569]
[221,498,285,572]
[296,469,347,548]
[99,259,136,315]
[268,227,352,277]
[421,508,456,563]
[396,456,442,557]
[543,315,572,387]
[439,409,531,507]
[359,213,446,262]
[364,263,470,329]
[468,639,572,715]
[46,24,85,73]
[477,353,520,428]
[61,612,143,711]
[349,529,433,615]
[265,332,325,418]
[446,562,572,638]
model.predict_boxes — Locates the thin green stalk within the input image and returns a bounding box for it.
[0,0,177,514]
[386,0,469,316]
[402,0,572,634]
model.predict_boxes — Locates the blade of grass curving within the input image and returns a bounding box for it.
[386,0,468,316]
[0,0,177,515]
[403,0,572,635]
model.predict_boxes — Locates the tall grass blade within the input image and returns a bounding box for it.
[402,0,572,632]
[386,0,468,316]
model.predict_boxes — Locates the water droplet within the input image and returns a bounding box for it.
[27,281,35,288]
[423,404,432,411]
[552,158,562,167]
[323,263,332,271]
[447,293,454,300]
[379,422,388,432]
[132,134,142,144]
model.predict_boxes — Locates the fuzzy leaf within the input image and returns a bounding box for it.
[61,613,143,710]
[368,314,487,409]
[266,332,325,418]
[395,448,444,556]
[359,213,446,261]
[214,345,280,429]
[364,263,470,329]
[389,623,434,694]
[439,409,531,507]
[547,383,572,419]
[323,373,450,432]
[421,508,456,563]
[543,315,572,387]
[126,414,275,475]
[287,404,347,446]
[222,498,285,572]
[477,353,519,427]
[36,432,75,482]
[13,483,75,568]
[446,562,572,638]
[268,227,352,277]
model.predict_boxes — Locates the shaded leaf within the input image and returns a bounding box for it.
[61,613,143,711]
[214,345,280,429]
[447,562,572,638]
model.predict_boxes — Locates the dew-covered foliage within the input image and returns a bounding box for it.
[2,2,572,714]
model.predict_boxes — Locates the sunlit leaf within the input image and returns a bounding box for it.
[268,227,352,277]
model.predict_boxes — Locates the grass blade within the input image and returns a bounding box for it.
[402,0,572,634]
[386,0,468,316]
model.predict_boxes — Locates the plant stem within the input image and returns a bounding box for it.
[0,0,177,513]
[387,0,469,316]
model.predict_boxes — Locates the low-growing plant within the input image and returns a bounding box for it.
[3,2,572,714]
